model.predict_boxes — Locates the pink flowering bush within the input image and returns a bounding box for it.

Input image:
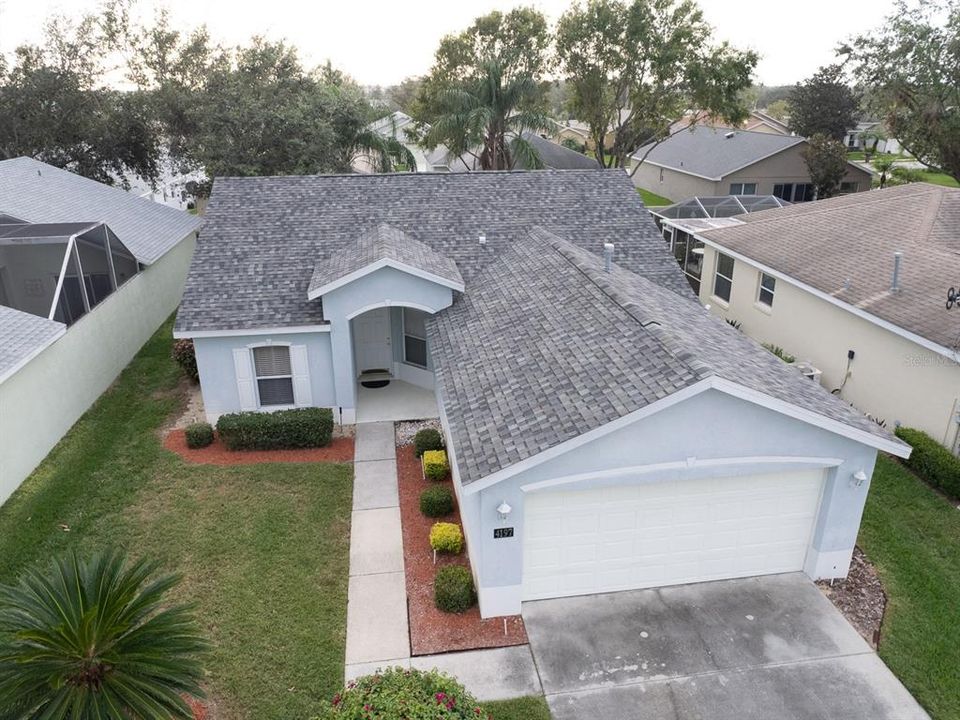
[315,667,489,719]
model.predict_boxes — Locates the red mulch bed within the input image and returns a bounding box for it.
[397,444,527,656]
[163,429,354,465]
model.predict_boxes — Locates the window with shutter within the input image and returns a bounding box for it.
[252,346,295,406]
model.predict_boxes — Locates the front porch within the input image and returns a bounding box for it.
[356,379,439,423]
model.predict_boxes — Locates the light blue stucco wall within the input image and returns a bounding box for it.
[452,387,880,617]
[321,267,453,420]
[194,332,335,422]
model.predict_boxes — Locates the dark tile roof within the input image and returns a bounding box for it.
[430,227,904,485]
[698,182,960,351]
[0,157,200,264]
[308,223,464,297]
[632,127,805,180]
[175,170,690,332]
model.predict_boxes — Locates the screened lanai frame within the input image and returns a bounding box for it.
[0,219,140,326]
[652,194,790,222]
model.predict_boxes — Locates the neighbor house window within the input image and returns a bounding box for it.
[838,181,860,194]
[403,308,428,368]
[773,183,814,202]
[253,345,294,406]
[729,183,757,195]
[713,253,735,302]
[757,272,776,307]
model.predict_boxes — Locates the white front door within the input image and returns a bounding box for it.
[353,307,393,374]
[522,469,824,601]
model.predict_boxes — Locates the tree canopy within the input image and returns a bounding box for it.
[802,133,849,198]
[555,0,757,169]
[787,64,859,141]
[849,0,960,181]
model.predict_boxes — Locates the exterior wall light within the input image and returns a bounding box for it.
[851,469,868,487]
[496,501,512,522]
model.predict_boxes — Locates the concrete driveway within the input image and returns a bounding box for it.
[523,574,928,720]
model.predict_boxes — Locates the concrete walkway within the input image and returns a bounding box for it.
[344,421,543,702]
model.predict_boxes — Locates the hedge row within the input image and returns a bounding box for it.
[216,408,333,450]
[895,426,960,499]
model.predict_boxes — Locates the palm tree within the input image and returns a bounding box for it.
[347,114,419,173]
[425,60,550,171]
[0,549,208,720]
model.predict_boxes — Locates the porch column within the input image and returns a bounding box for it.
[329,315,357,423]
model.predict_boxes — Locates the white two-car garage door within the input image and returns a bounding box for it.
[522,470,824,601]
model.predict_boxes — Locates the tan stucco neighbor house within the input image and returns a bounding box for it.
[662,182,960,454]
[631,127,873,204]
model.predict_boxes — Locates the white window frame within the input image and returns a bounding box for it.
[713,252,735,304]
[252,343,295,409]
[401,308,429,369]
[729,182,757,195]
[757,271,776,309]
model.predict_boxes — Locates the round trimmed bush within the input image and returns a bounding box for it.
[420,486,454,517]
[184,422,214,449]
[429,522,464,554]
[434,565,476,613]
[317,666,489,719]
[414,428,444,457]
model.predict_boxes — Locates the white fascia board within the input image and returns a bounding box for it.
[694,234,959,362]
[0,325,67,385]
[307,258,465,300]
[461,380,715,495]
[173,324,331,339]
[462,374,910,494]
[710,377,912,458]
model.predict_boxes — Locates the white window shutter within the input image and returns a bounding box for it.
[290,345,313,407]
[232,348,257,411]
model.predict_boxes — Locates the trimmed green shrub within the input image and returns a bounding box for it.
[895,426,960,499]
[216,408,333,450]
[171,339,199,382]
[414,428,444,457]
[434,565,476,613]
[762,342,796,364]
[420,486,454,517]
[184,422,214,449]
[429,522,464,554]
[316,666,489,719]
[423,449,450,481]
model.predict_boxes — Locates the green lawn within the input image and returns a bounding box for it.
[0,319,354,719]
[917,171,959,188]
[484,696,552,719]
[859,455,960,719]
[636,187,672,207]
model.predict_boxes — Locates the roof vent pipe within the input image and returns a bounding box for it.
[891,251,903,293]
[603,242,615,273]
[479,233,486,245]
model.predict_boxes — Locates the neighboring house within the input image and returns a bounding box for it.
[673,109,792,136]
[662,182,960,455]
[355,111,432,173]
[427,132,600,172]
[175,169,908,618]
[550,119,617,153]
[631,127,873,203]
[844,121,903,155]
[0,157,201,503]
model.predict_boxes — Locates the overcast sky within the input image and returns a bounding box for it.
[0,0,896,87]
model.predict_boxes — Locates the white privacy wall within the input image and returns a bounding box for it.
[0,234,196,505]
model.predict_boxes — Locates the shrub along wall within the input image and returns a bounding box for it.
[894,427,960,500]
[216,408,333,451]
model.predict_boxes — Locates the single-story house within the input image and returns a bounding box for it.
[0,157,201,503]
[844,120,902,155]
[427,131,600,172]
[549,119,617,153]
[631,127,873,203]
[672,109,792,136]
[661,182,959,455]
[175,169,909,617]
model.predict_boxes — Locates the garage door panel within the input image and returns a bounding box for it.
[522,470,824,601]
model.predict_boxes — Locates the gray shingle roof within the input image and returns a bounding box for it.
[0,157,201,264]
[308,223,464,298]
[176,170,690,333]
[698,182,960,352]
[0,306,65,383]
[632,127,805,180]
[429,227,904,485]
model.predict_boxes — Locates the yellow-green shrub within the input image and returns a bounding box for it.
[423,450,450,481]
[429,522,464,554]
